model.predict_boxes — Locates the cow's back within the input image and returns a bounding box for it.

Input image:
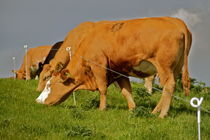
[85,17,189,64]
[28,46,52,66]
[69,17,191,87]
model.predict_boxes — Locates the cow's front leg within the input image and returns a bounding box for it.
[97,74,107,110]
[26,67,31,80]
[116,77,136,110]
[91,61,108,110]
[99,88,107,110]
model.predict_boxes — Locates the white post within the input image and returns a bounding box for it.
[66,47,76,106]
[24,45,28,80]
[12,57,16,79]
[190,97,204,140]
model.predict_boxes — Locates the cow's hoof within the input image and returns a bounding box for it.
[152,105,162,114]
[99,107,106,111]
[158,114,167,118]
[128,106,136,111]
[152,109,160,114]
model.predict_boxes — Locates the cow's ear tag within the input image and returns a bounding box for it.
[55,62,64,72]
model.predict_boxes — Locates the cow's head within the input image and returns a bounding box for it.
[12,70,25,79]
[37,62,65,92]
[36,69,82,105]
[37,64,53,91]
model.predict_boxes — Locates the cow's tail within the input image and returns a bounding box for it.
[182,29,192,96]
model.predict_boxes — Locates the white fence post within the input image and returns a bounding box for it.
[24,45,28,80]
[190,97,204,140]
[12,57,16,79]
[66,47,76,106]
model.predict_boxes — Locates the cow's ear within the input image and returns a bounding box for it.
[60,69,74,82]
[38,62,43,68]
[55,62,64,73]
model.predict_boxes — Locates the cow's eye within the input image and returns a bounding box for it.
[44,76,51,81]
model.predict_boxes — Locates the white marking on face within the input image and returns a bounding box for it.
[36,79,51,104]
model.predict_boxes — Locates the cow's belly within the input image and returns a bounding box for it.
[129,60,157,78]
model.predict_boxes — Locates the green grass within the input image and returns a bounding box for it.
[0,79,210,140]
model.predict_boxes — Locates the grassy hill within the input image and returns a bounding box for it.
[0,78,209,139]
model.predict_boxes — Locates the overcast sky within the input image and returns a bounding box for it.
[0,0,210,85]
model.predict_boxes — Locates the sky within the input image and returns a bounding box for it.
[0,0,210,85]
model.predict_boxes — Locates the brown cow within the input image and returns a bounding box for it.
[12,45,51,80]
[36,17,192,118]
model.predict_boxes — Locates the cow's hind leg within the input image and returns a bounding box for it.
[152,72,175,118]
[116,77,136,110]
[151,38,180,118]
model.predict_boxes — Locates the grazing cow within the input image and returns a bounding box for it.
[12,45,51,80]
[36,17,192,118]
[36,41,63,77]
